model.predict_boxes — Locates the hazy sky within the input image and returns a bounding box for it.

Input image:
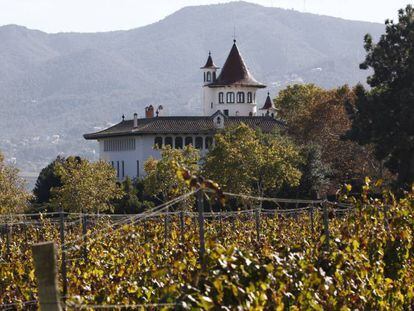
[0,0,410,33]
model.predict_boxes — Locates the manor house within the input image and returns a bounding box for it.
[84,41,281,180]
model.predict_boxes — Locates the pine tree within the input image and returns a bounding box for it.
[346,5,414,188]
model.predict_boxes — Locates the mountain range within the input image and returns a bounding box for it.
[0,1,384,184]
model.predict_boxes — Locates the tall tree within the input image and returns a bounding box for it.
[296,144,331,199]
[203,124,302,196]
[33,156,65,206]
[275,84,383,192]
[113,177,154,214]
[51,156,123,213]
[143,146,200,203]
[346,5,414,188]
[0,152,31,214]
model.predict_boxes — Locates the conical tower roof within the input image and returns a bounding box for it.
[201,52,219,69]
[209,41,265,88]
[260,92,277,110]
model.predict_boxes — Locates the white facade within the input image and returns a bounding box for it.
[98,134,213,180]
[203,85,258,116]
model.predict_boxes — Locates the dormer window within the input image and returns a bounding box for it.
[213,113,225,129]
[237,92,245,103]
[247,92,253,103]
[226,92,235,103]
[219,92,224,103]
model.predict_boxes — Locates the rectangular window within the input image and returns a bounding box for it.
[116,161,120,178]
[237,92,245,103]
[218,92,224,104]
[247,92,253,103]
[223,109,229,116]
[195,137,203,149]
[226,92,235,103]
[121,161,125,178]
[104,138,136,152]
[136,160,140,177]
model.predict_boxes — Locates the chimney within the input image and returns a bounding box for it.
[145,105,154,118]
[133,113,138,127]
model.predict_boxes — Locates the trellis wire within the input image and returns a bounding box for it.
[66,301,181,309]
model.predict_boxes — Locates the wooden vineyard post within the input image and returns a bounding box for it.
[164,207,169,243]
[5,223,11,259]
[197,190,206,270]
[32,242,62,311]
[310,205,315,236]
[322,202,330,252]
[179,210,185,244]
[59,211,68,304]
[219,211,223,238]
[81,214,88,262]
[255,207,261,244]
[230,215,235,232]
[143,219,148,242]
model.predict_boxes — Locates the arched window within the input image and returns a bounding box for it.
[205,137,213,149]
[213,72,216,81]
[154,137,163,148]
[226,92,235,103]
[165,137,173,147]
[203,72,206,82]
[206,72,211,82]
[195,137,203,149]
[237,92,245,103]
[247,92,253,103]
[218,92,224,104]
[211,102,213,109]
[175,137,183,149]
[185,137,193,146]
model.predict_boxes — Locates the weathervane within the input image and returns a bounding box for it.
[233,25,236,43]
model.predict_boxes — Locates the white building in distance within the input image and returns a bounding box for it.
[84,41,281,180]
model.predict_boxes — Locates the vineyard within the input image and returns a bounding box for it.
[0,189,413,310]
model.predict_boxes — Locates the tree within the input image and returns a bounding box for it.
[0,152,31,214]
[346,5,414,188]
[275,84,383,192]
[33,156,65,207]
[113,177,154,214]
[274,83,328,139]
[143,146,200,203]
[296,144,331,199]
[51,156,123,213]
[203,124,302,197]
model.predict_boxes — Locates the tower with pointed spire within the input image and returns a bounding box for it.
[260,92,278,117]
[202,40,266,117]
